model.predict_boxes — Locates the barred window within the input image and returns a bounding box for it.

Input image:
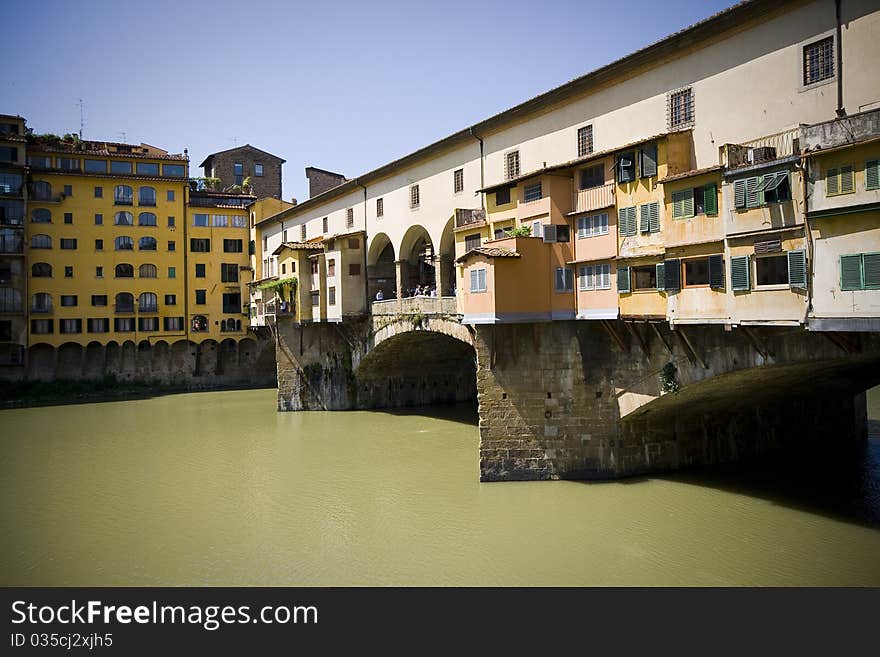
[376,197,384,217]
[453,168,464,193]
[577,125,593,157]
[346,208,354,228]
[322,217,328,233]
[803,36,834,85]
[301,224,307,240]
[504,151,520,180]
[410,184,420,209]
[668,87,694,131]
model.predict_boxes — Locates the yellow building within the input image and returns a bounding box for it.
[25,138,189,347]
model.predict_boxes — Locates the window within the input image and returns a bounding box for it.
[58,238,77,250]
[88,318,109,333]
[410,184,420,209]
[495,186,512,206]
[255,163,264,177]
[349,263,361,276]
[555,267,573,292]
[826,165,855,196]
[639,143,657,178]
[579,264,612,290]
[31,208,51,223]
[138,187,156,206]
[92,295,107,306]
[31,234,51,249]
[348,238,359,249]
[756,254,790,286]
[95,266,103,278]
[95,213,103,225]
[165,316,184,331]
[32,181,53,201]
[168,241,176,251]
[867,160,880,190]
[195,263,206,278]
[167,190,175,201]
[300,224,307,240]
[0,147,18,163]
[222,292,241,314]
[577,213,609,238]
[504,151,520,180]
[668,86,694,130]
[579,165,604,190]
[29,156,51,168]
[114,185,133,204]
[138,317,159,332]
[61,294,78,307]
[138,292,158,312]
[195,290,206,305]
[221,264,239,282]
[84,159,107,173]
[577,125,594,157]
[638,202,660,234]
[31,262,52,277]
[469,268,487,293]
[168,267,176,279]
[115,293,134,313]
[193,213,209,227]
[138,212,157,226]
[138,236,157,250]
[136,162,159,176]
[114,211,133,226]
[32,293,53,312]
[115,263,134,278]
[311,259,319,275]
[234,162,244,186]
[682,258,710,287]
[63,185,73,197]
[162,164,185,177]
[281,263,286,275]
[311,291,320,307]
[322,217,328,233]
[110,160,133,174]
[616,152,636,183]
[840,253,880,290]
[167,216,175,227]
[346,207,354,228]
[804,36,834,85]
[190,238,210,252]
[523,183,542,203]
[223,239,243,253]
[58,158,79,171]
[327,259,336,277]
[212,214,229,227]
[328,287,336,306]
[31,319,53,334]
[64,266,73,278]
[63,212,73,225]
[617,207,636,237]
[112,317,134,332]
[95,239,103,250]
[632,265,658,291]
[454,168,464,193]
[464,233,481,251]
[733,172,790,209]
[139,264,157,278]
[672,184,718,218]
[164,294,177,306]
[94,186,103,198]
[60,319,82,334]
[376,197,384,217]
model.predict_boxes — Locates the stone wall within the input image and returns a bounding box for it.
[206,146,283,200]
[305,167,347,199]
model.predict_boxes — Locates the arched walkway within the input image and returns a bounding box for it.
[367,232,395,301]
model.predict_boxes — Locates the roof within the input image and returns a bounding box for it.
[455,246,521,263]
[260,0,791,222]
[28,139,186,161]
[199,144,286,168]
[657,165,723,184]
[305,166,347,179]
[272,241,325,255]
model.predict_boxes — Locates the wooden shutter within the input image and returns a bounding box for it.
[655,262,666,291]
[639,204,651,233]
[746,176,761,207]
[649,202,660,233]
[704,183,718,216]
[734,179,747,209]
[840,254,863,290]
[864,253,880,289]
[826,167,839,195]
[839,165,855,194]
[787,249,807,289]
[469,269,479,292]
[617,266,631,293]
[867,160,880,190]
[639,143,658,178]
[543,224,557,243]
[664,259,681,291]
[708,254,724,289]
[731,255,750,291]
[627,207,636,235]
[672,189,693,219]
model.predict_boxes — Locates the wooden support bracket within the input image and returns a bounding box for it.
[740,325,770,360]
[650,322,674,356]
[624,321,649,357]
[600,319,629,353]
[676,326,708,369]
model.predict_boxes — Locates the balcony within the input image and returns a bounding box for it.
[571,183,615,214]
[115,304,134,313]
[31,303,53,314]
[0,236,23,253]
[723,128,800,169]
[138,304,158,313]
[455,208,486,229]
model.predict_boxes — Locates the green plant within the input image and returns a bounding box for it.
[660,362,681,393]
[242,176,252,190]
[256,276,297,295]
[504,225,532,237]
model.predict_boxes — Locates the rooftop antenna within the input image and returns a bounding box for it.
[231,136,239,146]
[76,99,85,140]
[118,131,127,143]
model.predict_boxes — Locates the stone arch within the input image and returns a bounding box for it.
[120,340,137,380]
[57,342,83,380]
[397,224,435,294]
[170,339,192,378]
[104,340,121,376]
[153,340,170,378]
[437,215,456,296]
[84,341,105,379]
[201,338,219,376]
[27,343,55,381]
[367,232,395,301]
[136,339,153,377]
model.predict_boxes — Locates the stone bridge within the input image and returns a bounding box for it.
[273,306,880,481]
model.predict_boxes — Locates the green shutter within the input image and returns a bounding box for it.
[734,179,747,209]
[704,183,718,216]
[731,255,750,291]
[655,262,666,291]
[671,189,688,219]
[708,254,724,289]
[639,204,651,233]
[649,202,660,233]
[639,143,657,178]
[866,160,880,190]
[864,253,880,289]
[746,176,762,207]
[664,259,680,291]
[787,249,807,289]
[839,165,855,194]
[617,266,631,294]
[826,167,840,196]
[840,254,863,290]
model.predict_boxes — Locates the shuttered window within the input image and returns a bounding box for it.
[672,189,695,219]
[672,184,717,218]
[703,183,718,216]
[578,213,608,238]
[639,143,657,178]
[555,268,573,292]
[617,266,631,293]
[787,250,807,289]
[578,264,611,291]
[618,207,637,237]
[734,173,790,209]
[730,255,750,291]
[470,268,487,293]
[655,262,665,291]
[826,165,855,196]
[840,253,880,290]
[663,259,681,291]
[708,254,724,289]
[865,160,879,190]
[639,202,660,233]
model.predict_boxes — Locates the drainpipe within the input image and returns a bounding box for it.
[357,179,368,313]
[798,154,814,326]
[183,162,190,346]
[835,0,845,117]
[469,128,485,209]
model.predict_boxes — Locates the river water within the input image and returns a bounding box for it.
[2,388,879,586]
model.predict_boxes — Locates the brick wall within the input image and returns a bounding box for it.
[205,146,283,199]
[306,168,347,199]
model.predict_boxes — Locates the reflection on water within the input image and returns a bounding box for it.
[1,388,879,587]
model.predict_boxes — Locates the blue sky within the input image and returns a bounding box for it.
[2,0,733,201]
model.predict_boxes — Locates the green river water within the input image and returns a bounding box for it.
[1,388,879,586]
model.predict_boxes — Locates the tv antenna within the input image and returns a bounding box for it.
[231,136,239,146]
[118,131,127,143]
[76,99,85,140]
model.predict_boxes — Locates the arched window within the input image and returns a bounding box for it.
[32,292,52,312]
[138,236,157,250]
[31,262,52,277]
[115,236,133,250]
[138,292,158,312]
[115,292,134,313]
[138,212,157,226]
[191,315,208,332]
[138,187,156,206]
[30,234,51,249]
[0,287,22,312]
[114,211,133,226]
[31,181,52,200]
[138,263,157,278]
[31,208,51,223]
[114,185,133,205]
[115,263,134,278]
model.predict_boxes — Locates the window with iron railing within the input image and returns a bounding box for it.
[577,125,593,157]
[504,151,520,180]
[668,86,694,131]
[804,36,834,85]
